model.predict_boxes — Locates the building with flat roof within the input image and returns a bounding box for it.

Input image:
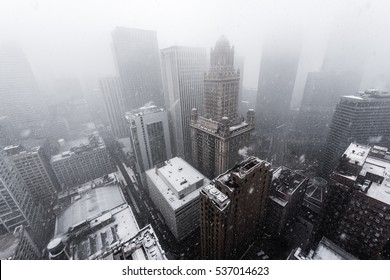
[4,144,59,207]
[0,225,41,260]
[146,157,209,241]
[126,106,171,176]
[47,173,166,260]
[266,167,308,237]
[200,156,272,259]
[288,236,357,260]
[51,132,115,189]
[322,143,390,259]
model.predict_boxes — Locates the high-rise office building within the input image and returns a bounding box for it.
[4,145,59,207]
[320,90,390,177]
[146,157,210,241]
[200,156,272,259]
[125,106,171,176]
[255,30,301,132]
[0,149,46,245]
[112,27,164,110]
[160,46,207,160]
[322,143,390,259]
[0,43,48,132]
[190,37,254,179]
[51,132,116,189]
[99,76,128,138]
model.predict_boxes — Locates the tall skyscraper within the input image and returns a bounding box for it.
[125,106,172,176]
[112,27,164,110]
[200,156,272,259]
[160,46,207,160]
[320,90,390,177]
[0,43,48,132]
[255,30,301,132]
[322,143,390,259]
[4,145,59,207]
[190,36,254,179]
[0,149,46,245]
[99,76,128,138]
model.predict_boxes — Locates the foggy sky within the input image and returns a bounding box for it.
[1,0,389,107]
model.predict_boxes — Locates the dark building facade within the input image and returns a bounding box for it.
[200,156,272,259]
[266,167,308,237]
[322,143,390,259]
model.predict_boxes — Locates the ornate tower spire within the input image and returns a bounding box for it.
[204,36,240,122]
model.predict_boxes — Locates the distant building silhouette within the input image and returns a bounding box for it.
[112,27,164,110]
[256,30,301,133]
[99,76,128,138]
[0,43,49,133]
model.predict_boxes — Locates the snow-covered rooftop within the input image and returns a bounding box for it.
[269,167,307,207]
[313,237,357,260]
[55,177,127,237]
[145,157,209,210]
[336,143,390,205]
[229,122,248,131]
[343,143,370,166]
[50,173,165,260]
[201,184,230,211]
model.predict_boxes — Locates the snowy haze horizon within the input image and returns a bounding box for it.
[1,0,390,108]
